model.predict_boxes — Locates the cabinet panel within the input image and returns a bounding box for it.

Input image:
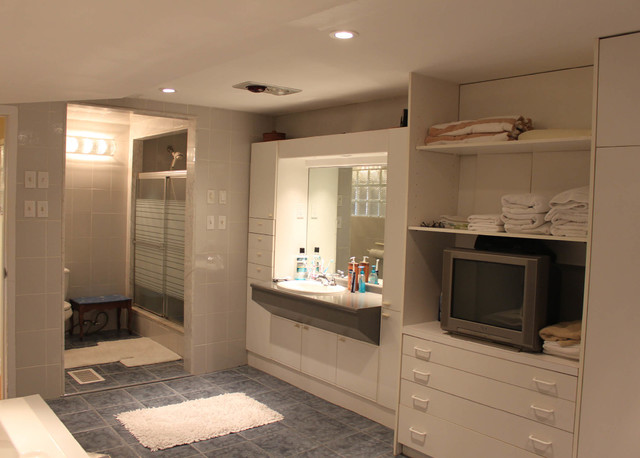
[248,248,273,267]
[301,325,337,383]
[247,263,272,282]
[248,233,274,251]
[246,283,271,357]
[402,335,577,401]
[249,142,277,219]
[269,316,301,369]
[401,355,575,432]
[398,405,536,458]
[336,336,379,400]
[377,307,402,409]
[249,217,275,236]
[400,380,573,457]
[596,33,640,147]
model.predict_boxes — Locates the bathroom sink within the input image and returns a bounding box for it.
[277,280,347,295]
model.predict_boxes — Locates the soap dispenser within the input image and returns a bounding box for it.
[311,247,322,276]
[348,257,358,292]
[359,256,370,283]
[358,266,366,293]
[369,261,379,285]
[294,248,308,280]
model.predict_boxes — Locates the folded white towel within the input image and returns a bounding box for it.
[468,223,506,232]
[550,186,589,207]
[468,214,503,225]
[501,193,551,213]
[505,222,551,235]
[543,340,580,361]
[501,212,546,227]
[550,226,588,237]
[545,207,589,223]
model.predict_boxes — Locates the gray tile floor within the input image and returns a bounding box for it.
[48,365,397,457]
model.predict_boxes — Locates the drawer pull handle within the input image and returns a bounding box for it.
[533,377,556,387]
[382,301,392,306]
[530,405,555,415]
[412,369,431,382]
[411,395,429,409]
[256,253,262,257]
[382,313,390,318]
[409,427,427,438]
[257,237,263,241]
[529,435,552,447]
[414,347,432,360]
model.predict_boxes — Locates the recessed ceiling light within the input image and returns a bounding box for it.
[330,30,358,40]
[160,88,176,93]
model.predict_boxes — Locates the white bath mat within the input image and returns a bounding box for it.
[64,337,181,368]
[116,393,283,451]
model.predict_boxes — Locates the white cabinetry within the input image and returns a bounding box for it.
[301,325,337,383]
[269,316,301,369]
[249,141,277,219]
[336,335,379,400]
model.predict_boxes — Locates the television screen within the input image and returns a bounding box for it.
[451,259,525,331]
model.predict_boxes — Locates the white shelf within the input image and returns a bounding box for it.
[417,136,591,155]
[408,225,587,243]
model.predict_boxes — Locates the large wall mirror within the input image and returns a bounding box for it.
[307,165,386,280]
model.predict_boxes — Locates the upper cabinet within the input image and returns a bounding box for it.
[249,141,278,220]
[596,32,640,147]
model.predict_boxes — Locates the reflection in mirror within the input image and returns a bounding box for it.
[307,165,386,281]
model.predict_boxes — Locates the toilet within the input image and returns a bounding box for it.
[63,268,72,321]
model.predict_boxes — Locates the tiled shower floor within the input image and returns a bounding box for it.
[48,365,397,457]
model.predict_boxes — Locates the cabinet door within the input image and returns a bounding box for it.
[596,32,640,147]
[269,316,301,369]
[579,146,640,457]
[246,283,271,358]
[301,325,337,383]
[377,307,402,409]
[336,336,379,400]
[249,142,277,219]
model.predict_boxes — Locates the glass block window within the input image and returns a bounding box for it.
[351,166,387,217]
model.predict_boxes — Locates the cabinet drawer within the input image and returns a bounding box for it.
[403,334,577,401]
[398,405,537,458]
[401,355,575,432]
[248,233,274,251]
[248,248,273,267]
[247,263,272,282]
[249,218,274,235]
[400,380,573,457]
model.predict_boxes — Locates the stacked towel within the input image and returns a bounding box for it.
[425,116,533,145]
[538,320,582,360]
[438,215,469,230]
[545,186,589,237]
[467,214,505,232]
[500,193,552,235]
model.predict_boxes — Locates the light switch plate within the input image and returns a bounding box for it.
[25,171,36,189]
[337,195,343,206]
[218,215,227,230]
[24,200,35,217]
[218,190,227,205]
[37,201,48,218]
[207,215,215,230]
[207,189,216,204]
[37,171,49,188]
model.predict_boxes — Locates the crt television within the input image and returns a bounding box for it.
[441,248,550,352]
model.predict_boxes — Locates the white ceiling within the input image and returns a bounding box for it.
[2,0,639,116]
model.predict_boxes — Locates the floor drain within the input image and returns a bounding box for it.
[68,368,105,385]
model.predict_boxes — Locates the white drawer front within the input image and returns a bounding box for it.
[247,263,272,282]
[403,334,577,401]
[400,380,573,457]
[398,405,537,458]
[249,217,275,235]
[248,248,273,267]
[401,355,575,432]
[248,233,274,251]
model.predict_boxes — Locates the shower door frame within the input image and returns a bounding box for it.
[132,170,186,325]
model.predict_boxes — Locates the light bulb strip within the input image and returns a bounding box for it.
[66,135,116,156]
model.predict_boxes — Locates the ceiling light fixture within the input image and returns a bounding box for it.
[330,30,358,40]
[160,87,176,93]
[233,81,301,96]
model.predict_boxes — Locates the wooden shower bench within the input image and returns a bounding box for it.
[69,295,132,340]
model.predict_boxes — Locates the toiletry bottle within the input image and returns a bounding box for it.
[312,247,322,277]
[348,257,358,292]
[358,267,366,293]
[294,248,308,280]
[359,256,370,283]
[369,265,378,285]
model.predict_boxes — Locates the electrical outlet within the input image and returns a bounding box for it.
[24,200,35,217]
[218,215,227,230]
[37,201,48,218]
[218,190,227,204]
[37,171,49,188]
[25,171,36,189]
[207,215,215,230]
[337,195,343,206]
[207,189,216,204]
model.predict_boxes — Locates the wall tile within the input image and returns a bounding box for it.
[15,294,46,332]
[16,220,47,258]
[15,366,48,397]
[16,257,47,295]
[16,330,47,367]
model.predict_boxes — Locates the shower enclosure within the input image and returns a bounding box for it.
[133,170,185,325]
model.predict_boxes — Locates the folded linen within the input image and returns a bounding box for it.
[545,207,589,223]
[438,215,469,229]
[501,212,546,227]
[550,226,588,237]
[550,186,589,207]
[468,214,503,225]
[543,341,580,361]
[425,131,510,145]
[501,193,551,213]
[468,223,505,232]
[539,320,581,345]
[504,222,551,235]
[428,116,532,137]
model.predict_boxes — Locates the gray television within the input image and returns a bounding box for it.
[441,248,550,352]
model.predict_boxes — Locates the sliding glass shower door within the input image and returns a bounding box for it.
[133,171,185,325]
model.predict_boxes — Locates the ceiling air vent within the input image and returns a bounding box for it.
[233,81,301,96]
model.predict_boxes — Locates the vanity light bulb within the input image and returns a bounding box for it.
[66,136,79,153]
[81,138,94,154]
[96,139,108,155]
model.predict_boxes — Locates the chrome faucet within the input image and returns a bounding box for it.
[314,273,336,286]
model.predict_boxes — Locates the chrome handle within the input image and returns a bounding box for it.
[257,237,263,241]
[409,427,427,437]
[530,404,555,415]
[529,435,552,447]
[533,377,556,387]
[382,301,392,306]
[414,346,432,360]
[256,252,262,257]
